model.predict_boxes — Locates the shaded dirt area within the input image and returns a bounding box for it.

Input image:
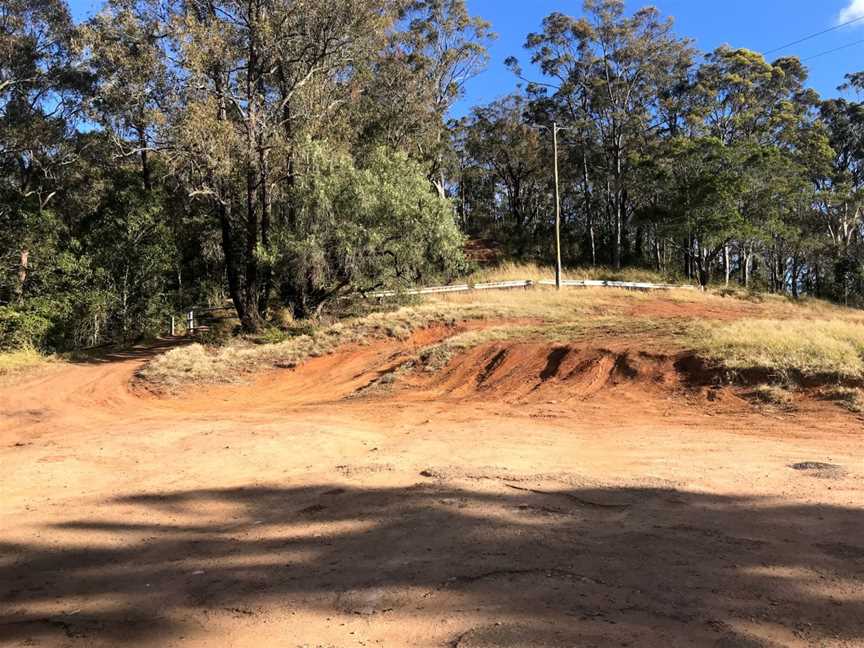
[2,324,864,647]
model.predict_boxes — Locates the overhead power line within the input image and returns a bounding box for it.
[802,37,864,61]
[764,14,864,55]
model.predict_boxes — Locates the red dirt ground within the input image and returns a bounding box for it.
[1,323,863,647]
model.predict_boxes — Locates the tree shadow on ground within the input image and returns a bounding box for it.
[2,481,863,646]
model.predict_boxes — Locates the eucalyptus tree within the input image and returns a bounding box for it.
[818,74,864,300]
[383,0,493,196]
[156,0,394,330]
[0,0,85,305]
[80,0,173,192]
[460,95,549,256]
[512,0,695,268]
[689,48,830,288]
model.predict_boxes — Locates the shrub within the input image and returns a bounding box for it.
[0,306,52,351]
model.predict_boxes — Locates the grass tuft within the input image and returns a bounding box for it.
[819,386,864,412]
[749,384,796,409]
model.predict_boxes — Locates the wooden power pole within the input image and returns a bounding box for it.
[552,122,563,290]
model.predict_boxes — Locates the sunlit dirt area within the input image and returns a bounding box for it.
[2,296,864,647]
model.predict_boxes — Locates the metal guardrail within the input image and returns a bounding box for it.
[536,279,696,291]
[367,278,695,298]
[474,280,534,291]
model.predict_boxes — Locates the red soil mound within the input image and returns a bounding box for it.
[406,342,686,403]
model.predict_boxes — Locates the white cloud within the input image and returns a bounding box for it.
[839,0,864,23]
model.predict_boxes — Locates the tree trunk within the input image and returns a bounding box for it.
[613,196,623,270]
[15,248,29,304]
[790,256,800,299]
[211,52,249,330]
[612,137,624,270]
[696,245,709,288]
[241,3,262,333]
[724,245,730,288]
[813,263,821,298]
[243,157,261,332]
[218,202,246,325]
[581,152,596,267]
[256,102,272,318]
[684,234,693,279]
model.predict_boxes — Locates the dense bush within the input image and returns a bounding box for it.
[272,145,469,317]
[0,306,52,351]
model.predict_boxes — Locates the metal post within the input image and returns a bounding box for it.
[170,315,175,337]
[552,122,563,290]
[187,310,194,336]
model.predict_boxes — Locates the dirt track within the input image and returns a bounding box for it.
[2,327,864,647]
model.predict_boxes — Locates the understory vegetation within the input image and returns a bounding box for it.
[2,0,864,360]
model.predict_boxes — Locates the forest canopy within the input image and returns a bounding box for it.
[1,0,863,349]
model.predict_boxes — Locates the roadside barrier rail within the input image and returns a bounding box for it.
[367,278,696,298]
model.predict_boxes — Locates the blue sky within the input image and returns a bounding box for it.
[67,0,864,116]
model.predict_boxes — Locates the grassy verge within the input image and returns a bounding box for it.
[138,305,463,389]
[694,319,864,380]
[414,317,692,372]
[0,347,54,380]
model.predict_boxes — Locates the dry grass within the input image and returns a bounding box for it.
[0,347,53,381]
[468,261,678,285]
[427,284,661,322]
[695,319,864,379]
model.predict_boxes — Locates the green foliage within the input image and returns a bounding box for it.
[86,172,175,339]
[273,144,468,316]
[0,306,52,351]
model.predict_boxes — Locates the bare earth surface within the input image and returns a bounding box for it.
[2,319,864,647]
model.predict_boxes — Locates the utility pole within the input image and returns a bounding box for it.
[552,122,563,290]
[531,121,566,289]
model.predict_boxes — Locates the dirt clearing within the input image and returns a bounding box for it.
[2,299,864,647]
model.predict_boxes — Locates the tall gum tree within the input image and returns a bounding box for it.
[164,0,392,330]
[0,0,85,304]
[512,0,695,268]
